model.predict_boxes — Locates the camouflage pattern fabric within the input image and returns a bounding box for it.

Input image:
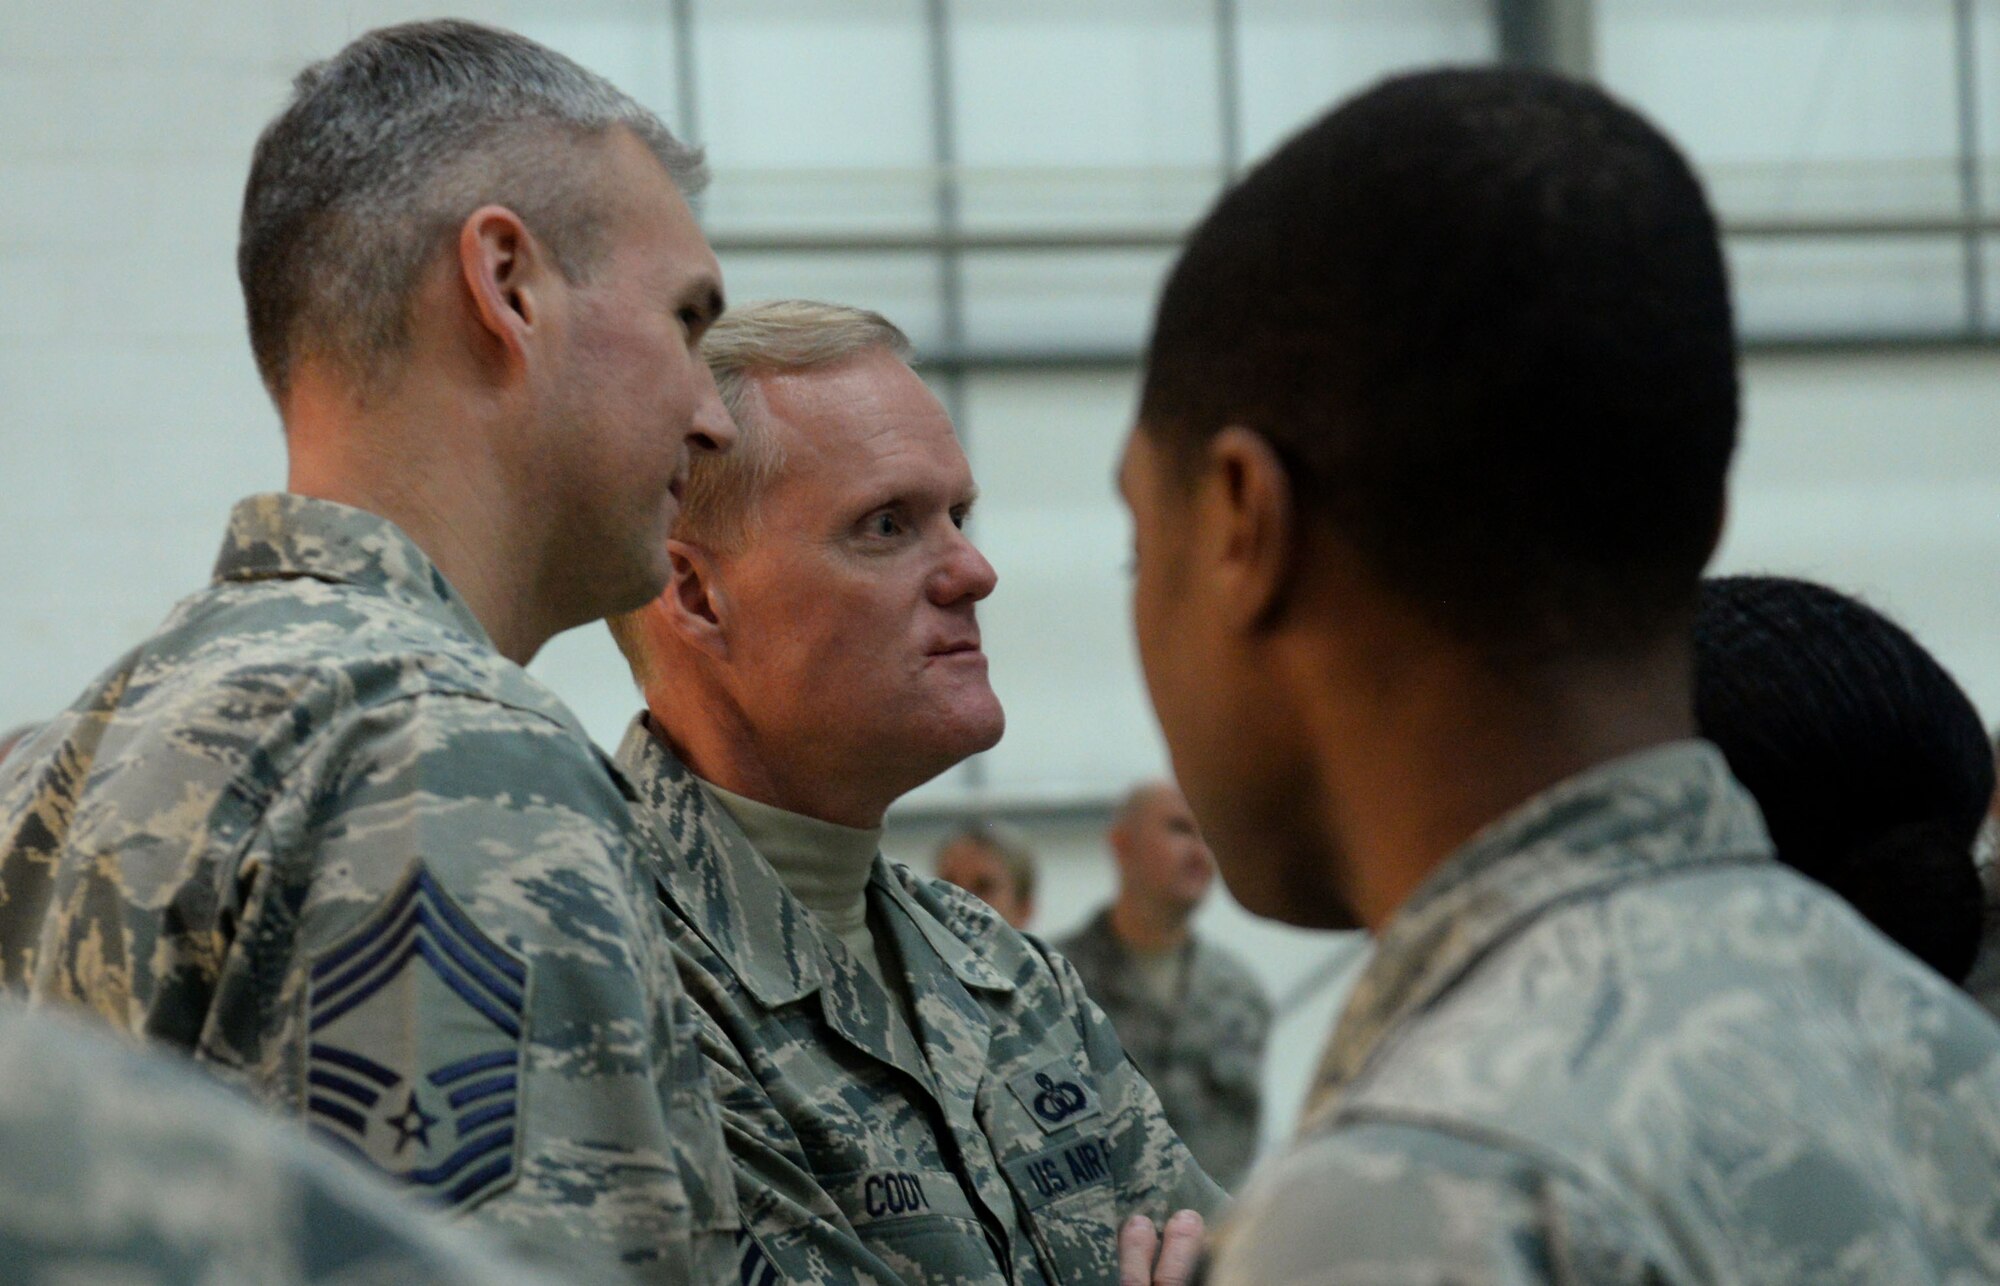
[1054,913,1270,1190]
[0,494,739,1283]
[0,999,565,1285]
[1208,741,2000,1284]
[1965,817,2000,1022]
[618,716,1225,1285]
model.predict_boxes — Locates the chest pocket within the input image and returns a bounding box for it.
[824,1166,1001,1283]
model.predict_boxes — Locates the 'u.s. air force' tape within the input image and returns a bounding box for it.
[1003,1134,1116,1211]
[824,1167,982,1227]
[303,861,530,1211]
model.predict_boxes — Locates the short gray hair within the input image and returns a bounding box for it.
[239,19,705,401]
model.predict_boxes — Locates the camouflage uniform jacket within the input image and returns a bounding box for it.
[1053,912,1270,1189]
[618,717,1225,1286]
[0,1000,557,1285]
[1209,741,2000,1284]
[0,494,738,1283]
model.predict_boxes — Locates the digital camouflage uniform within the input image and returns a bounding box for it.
[1209,741,2000,1285]
[1054,913,1271,1190]
[0,1000,556,1285]
[0,495,740,1283]
[618,718,1224,1286]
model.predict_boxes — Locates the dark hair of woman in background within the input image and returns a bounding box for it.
[1694,575,1992,984]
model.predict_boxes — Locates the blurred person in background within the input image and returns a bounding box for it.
[607,299,1217,1286]
[933,819,1038,930]
[1694,575,1993,987]
[1120,67,2000,1281]
[0,21,751,1282]
[1056,781,1270,1190]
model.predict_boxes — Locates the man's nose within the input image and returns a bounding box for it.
[932,525,999,605]
[688,362,736,455]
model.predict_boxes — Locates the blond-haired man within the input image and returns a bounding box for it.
[608,300,1219,1285]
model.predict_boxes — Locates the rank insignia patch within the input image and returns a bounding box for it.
[305,863,529,1210]
[1007,1059,1101,1133]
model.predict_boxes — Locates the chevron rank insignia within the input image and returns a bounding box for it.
[304,863,530,1210]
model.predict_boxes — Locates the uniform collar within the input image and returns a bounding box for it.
[702,781,881,943]
[874,867,1015,995]
[614,714,1013,1006]
[1306,739,1772,1124]
[212,493,493,651]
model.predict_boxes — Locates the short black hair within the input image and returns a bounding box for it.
[1140,67,1737,660]
[1694,576,1991,983]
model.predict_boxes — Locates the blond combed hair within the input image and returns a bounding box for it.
[606,299,913,688]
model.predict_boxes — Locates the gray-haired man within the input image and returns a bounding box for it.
[0,21,747,1282]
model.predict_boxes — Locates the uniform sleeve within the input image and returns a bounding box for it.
[1207,1120,1678,1286]
[1041,940,1229,1220]
[210,692,731,1282]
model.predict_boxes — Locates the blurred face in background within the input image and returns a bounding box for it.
[1112,782,1217,918]
[936,837,1034,929]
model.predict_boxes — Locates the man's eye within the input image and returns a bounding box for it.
[871,513,902,537]
[950,510,967,531]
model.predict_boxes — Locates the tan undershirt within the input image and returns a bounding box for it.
[703,780,889,985]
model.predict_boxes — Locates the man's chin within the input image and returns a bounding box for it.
[1217,856,1358,930]
[939,691,1005,753]
[898,712,1005,792]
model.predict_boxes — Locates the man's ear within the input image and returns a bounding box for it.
[1201,426,1296,633]
[458,204,552,376]
[657,539,730,660]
